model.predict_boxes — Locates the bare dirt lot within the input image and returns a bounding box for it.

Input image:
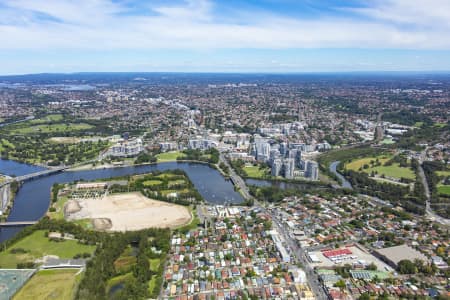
[65,192,192,231]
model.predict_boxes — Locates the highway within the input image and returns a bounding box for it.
[219,153,252,200]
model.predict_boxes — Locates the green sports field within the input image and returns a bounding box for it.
[156,151,185,162]
[243,165,269,178]
[345,155,415,180]
[0,230,96,268]
[142,179,163,186]
[436,170,450,177]
[28,114,64,125]
[437,184,450,196]
[11,123,93,135]
[13,269,81,300]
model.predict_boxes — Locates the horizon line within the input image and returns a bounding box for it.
[2,70,450,77]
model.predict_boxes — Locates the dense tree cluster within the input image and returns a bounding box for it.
[423,161,450,218]
[134,152,157,164]
[109,170,203,206]
[0,115,111,165]
[0,217,170,300]
[0,134,109,165]
[177,148,220,164]
[77,228,170,300]
[382,110,432,126]
[396,123,449,151]
[345,170,425,215]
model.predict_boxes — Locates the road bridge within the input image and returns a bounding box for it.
[0,221,38,227]
[13,167,67,182]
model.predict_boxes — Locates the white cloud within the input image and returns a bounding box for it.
[352,0,450,28]
[0,0,449,50]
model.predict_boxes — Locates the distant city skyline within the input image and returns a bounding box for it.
[1,0,450,74]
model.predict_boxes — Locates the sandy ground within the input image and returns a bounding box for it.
[65,192,192,231]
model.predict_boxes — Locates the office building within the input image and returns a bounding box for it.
[305,161,319,181]
[283,158,295,179]
[271,159,282,177]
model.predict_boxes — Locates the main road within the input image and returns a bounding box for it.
[219,153,252,200]
[220,152,328,299]
[270,212,328,300]
[417,150,450,226]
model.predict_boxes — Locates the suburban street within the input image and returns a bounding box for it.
[220,151,329,299]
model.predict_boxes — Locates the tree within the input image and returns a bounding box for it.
[366,262,377,271]
[397,259,417,274]
[358,293,370,300]
[334,279,346,290]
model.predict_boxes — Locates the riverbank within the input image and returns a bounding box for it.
[0,181,20,222]
[0,159,244,242]
[67,159,227,174]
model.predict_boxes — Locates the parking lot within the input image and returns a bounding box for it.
[308,245,393,272]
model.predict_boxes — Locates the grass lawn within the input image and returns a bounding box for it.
[11,123,93,135]
[1,138,15,148]
[29,114,64,125]
[436,170,450,177]
[369,164,415,180]
[168,179,186,186]
[72,218,94,230]
[155,173,179,179]
[345,156,390,170]
[0,230,96,268]
[142,179,163,186]
[48,196,70,220]
[243,165,269,178]
[175,208,199,232]
[434,123,446,128]
[345,155,415,180]
[107,272,133,293]
[381,138,395,145]
[437,184,450,196]
[13,269,81,300]
[156,151,185,162]
[373,177,409,186]
[114,255,137,273]
[148,276,158,295]
[160,188,190,196]
[150,258,160,271]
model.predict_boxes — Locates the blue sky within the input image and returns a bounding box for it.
[1,0,450,74]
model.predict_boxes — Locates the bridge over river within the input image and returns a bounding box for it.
[0,221,38,227]
[13,167,67,182]
[0,167,67,188]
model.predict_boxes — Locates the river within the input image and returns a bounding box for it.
[0,160,244,242]
[0,159,46,176]
[329,161,353,189]
[245,178,329,190]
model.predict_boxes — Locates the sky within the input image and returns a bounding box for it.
[1,0,450,74]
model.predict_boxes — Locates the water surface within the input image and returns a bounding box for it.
[0,160,243,242]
